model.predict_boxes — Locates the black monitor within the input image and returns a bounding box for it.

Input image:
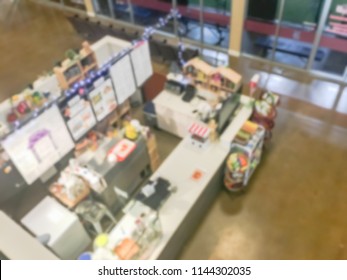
[182,84,196,102]
[217,94,240,134]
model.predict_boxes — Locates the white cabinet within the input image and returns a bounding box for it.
[154,90,202,138]
[21,196,91,259]
[0,211,58,260]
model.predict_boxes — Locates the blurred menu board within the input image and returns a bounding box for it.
[130,41,153,86]
[62,95,97,141]
[1,105,74,185]
[89,78,118,122]
[110,54,136,104]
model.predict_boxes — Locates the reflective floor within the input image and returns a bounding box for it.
[0,0,83,99]
[228,56,347,127]
[179,107,347,259]
[1,1,347,260]
[242,34,347,76]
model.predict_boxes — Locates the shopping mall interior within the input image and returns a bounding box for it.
[0,0,347,260]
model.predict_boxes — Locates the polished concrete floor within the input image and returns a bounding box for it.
[1,1,347,260]
[0,0,83,98]
[179,108,347,259]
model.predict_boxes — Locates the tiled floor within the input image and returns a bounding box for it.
[1,1,347,260]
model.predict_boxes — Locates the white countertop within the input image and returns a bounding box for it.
[21,196,78,247]
[0,211,58,260]
[148,94,254,259]
[153,89,254,139]
[148,137,228,259]
[153,90,205,117]
[154,89,253,117]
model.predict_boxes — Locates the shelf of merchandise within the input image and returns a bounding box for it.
[54,42,97,90]
[224,124,265,192]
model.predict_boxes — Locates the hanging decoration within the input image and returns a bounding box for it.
[0,8,185,141]
[65,8,185,99]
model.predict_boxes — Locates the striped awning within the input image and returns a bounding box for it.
[188,123,210,138]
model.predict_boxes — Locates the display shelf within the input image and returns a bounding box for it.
[54,60,83,90]
[54,41,97,90]
[82,63,98,75]
[250,91,280,148]
[224,121,265,191]
[80,42,98,74]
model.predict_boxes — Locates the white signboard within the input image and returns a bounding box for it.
[110,54,136,104]
[130,41,153,86]
[65,96,97,141]
[1,105,74,185]
[89,78,118,121]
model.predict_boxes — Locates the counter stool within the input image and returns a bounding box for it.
[75,200,117,237]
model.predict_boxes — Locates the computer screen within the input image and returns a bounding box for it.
[217,94,240,134]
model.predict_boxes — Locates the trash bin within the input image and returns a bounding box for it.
[143,101,157,128]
